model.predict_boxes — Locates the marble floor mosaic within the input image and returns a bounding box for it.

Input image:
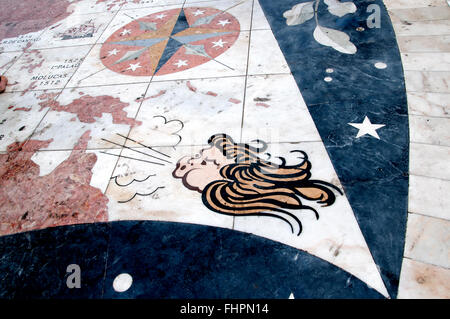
[0,0,448,299]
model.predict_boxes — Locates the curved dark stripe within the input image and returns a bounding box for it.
[0,221,385,298]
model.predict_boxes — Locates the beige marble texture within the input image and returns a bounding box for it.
[397,35,450,53]
[397,258,450,299]
[404,213,450,268]
[393,20,450,37]
[0,51,21,75]
[401,53,450,71]
[252,0,271,30]
[248,29,291,75]
[409,115,450,146]
[389,6,450,22]
[384,0,448,10]
[241,74,320,143]
[409,143,450,180]
[404,71,449,93]
[407,92,450,117]
[409,174,450,220]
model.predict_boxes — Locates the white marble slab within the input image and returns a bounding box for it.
[401,53,450,71]
[384,0,448,10]
[30,12,116,50]
[184,0,254,31]
[398,35,450,53]
[404,71,449,93]
[409,115,450,146]
[389,6,450,22]
[398,258,450,299]
[4,45,92,92]
[30,147,121,193]
[393,20,450,37]
[67,0,124,14]
[409,143,450,180]
[404,213,450,268]
[409,175,450,220]
[252,0,271,30]
[0,90,61,152]
[30,83,148,151]
[0,28,46,53]
[69,0,184,14]
[127,76,245,147]
[241,74,321,144]
[248,30,291,75]
[407,92,450,117]
[105,145,235,229]
[121,0,185,10]
[0,51,21,75]
[232,141,389,298]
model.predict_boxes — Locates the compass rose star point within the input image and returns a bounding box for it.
[212,38,227,48]
[174,59,188,68]
[108,48,120,56]
[155,13,167,20]
[126,62,142,72]
[217,19,231,27]
[193,9,205,16]
[120,29,131,36]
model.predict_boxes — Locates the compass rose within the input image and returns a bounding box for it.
[100,7,240,76]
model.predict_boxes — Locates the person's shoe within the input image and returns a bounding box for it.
[0,76,7,93]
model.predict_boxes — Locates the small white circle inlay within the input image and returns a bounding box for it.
[113,273,133,292]
[374,62,387,69]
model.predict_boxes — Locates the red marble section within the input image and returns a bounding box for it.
[20,81,38,96]
[19,51,45,74]
[228,98,241,104]
[137,90,166,102]
[256,102,270,108]
[0,0,77,41]
[13,107,32,112]
[186,81,197,92]
[37,93,142,127]
[0,131,109,236]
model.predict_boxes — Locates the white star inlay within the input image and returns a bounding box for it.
[120,29,131,36]
[212,38,227,48]
[126,62,142,72]
[174,60,188,68]
[193,9,205,16]
[217,19,231,27]
[348,116,386,139]
[107,48,120,56]
[155,13,167,20]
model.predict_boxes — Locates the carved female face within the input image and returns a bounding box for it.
[172,144,234,193]
[172,134,341,236]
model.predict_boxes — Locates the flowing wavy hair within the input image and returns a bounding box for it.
[201,134,342,235]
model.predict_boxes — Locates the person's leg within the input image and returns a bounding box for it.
[0,75,7,93]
